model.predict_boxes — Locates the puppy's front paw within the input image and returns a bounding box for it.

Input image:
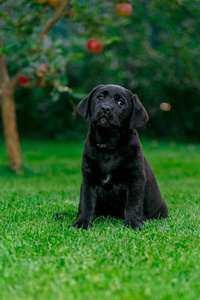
[72,218,92,230]
[124,218,143,230]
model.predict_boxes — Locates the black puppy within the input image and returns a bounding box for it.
[72,84,168,230]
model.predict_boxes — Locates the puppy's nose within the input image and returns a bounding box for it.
[101,105,111,113]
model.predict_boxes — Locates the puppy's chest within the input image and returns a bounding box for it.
[91,152,129,186]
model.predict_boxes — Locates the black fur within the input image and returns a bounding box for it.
[71,84,168,229]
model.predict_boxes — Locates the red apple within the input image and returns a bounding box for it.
[19,75,35,88]
[19,76,29,86]
[115,3,132,16]
[86,38,103,54]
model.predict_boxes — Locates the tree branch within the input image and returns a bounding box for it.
[10,71,22,94]
[69,97,77,118]
[39,0,69,40]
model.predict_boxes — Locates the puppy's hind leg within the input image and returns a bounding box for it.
[159,200,168,219]
[152,200,168,220]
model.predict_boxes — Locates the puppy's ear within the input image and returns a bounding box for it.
[130,94,149,129]
[77,85,103,119]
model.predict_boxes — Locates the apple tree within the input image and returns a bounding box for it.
[0,0,133,172]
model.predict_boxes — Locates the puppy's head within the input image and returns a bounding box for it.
[77,84,149,130]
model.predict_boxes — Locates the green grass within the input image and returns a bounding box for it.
[0,139,200,300]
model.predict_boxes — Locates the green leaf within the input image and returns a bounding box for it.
[66,53,85,63]
[103,36,121,46]
[0,43,15,55]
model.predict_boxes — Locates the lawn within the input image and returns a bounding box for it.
[0,139,200,300]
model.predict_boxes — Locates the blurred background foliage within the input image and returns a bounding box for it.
[1,0,200,141]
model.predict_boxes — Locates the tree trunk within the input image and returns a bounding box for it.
[0,35,22,172]
[0,88,22,172]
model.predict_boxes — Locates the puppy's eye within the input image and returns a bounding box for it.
[118,100,124,106]
[97,95,103,100]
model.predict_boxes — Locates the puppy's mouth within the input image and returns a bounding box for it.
[98,117,109,126]
[97,117,111,127]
